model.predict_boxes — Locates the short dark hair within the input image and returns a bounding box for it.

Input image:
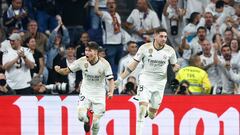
[154,27,167,34]
[127,41,136,46]
[189,12,200,23]
[86,41,99,51]
[216,0,224,9]
[221,44,231,52]
[197,26,207,33]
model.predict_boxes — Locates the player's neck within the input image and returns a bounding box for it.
[89,56,99,65]
[154,41,165,50]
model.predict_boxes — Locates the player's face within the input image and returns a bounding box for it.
[154,32,167,46]
[85,47,98,62]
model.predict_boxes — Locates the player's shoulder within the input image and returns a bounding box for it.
[140,42,152,49]
[164,44,175,52]
[99,57,110,65]
[76,56,87,62]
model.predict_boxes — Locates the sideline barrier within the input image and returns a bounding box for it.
[0,95,239,135]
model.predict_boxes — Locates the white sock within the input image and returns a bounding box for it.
[136,105,147,135]
[92,119,100,135]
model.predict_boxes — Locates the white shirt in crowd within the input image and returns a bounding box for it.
[0,40,13,53]
[2,47,35,89]
[126,9,160,42]
[101,11,122,45]
[217,56,238,94]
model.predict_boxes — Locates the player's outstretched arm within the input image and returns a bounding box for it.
[115,60,139,87]
[54,65,71,76]
[107,79,115,99]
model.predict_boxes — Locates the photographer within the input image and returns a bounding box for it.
[0,73,15,95]
[176,55,211,95]
[29,76,68,94]
[121,76,137,95]
[174,80,191,95]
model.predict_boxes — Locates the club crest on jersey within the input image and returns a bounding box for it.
[148,49,153,57]
[163,55,167,60]
[84,63,88,72]
[98,69,102,74]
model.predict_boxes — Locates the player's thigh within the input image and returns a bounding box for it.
[137,85,151,103]
[92,101,106,116]
[78,94,91,110]
[149,90,164,110]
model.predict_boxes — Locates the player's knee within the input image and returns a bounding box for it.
[138,105,147,121]
[77,108,87,122]
[148,111,156,119]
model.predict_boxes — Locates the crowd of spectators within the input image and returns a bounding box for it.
[0,0,240,95]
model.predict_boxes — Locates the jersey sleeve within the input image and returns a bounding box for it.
[68,58,83,72]
[104,60,114,80]
[169,48,177,65]
[133,45,145,62]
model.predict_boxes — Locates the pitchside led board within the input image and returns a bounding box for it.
[0,96,239,135]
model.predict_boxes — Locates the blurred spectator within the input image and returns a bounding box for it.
[54,45,81,94]
[2,33,35,94]
[0,73,15,95]
[98,46,106,58]
[180,26,207,67]
[162,0,186,48]
[0,27,19,53]
[88,0,107,29]
[230,38,240,66]
[32,0,59,33]
[149,0,165,21]
[125,0,160,46]
[3,0,29,31]
[223,28,234,45]
[182,12,204,43]
[176,55,211,95]
[46,15,70,84]
[22,20,48,55]
[25,37,44,78]
[95,0,123,79]
[118,41,142,93]
[214,45,238,94]
[200,39,221,94]
[76,32,90,59]
[120,76,137,95]
[28,76,68,94]
[28,76,51,94]
[184,0,208,19]
[203,12,218,42]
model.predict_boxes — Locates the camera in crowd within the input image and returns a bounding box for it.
[29,76,69,94]
[170,79,191,95]
[45,83,69,94]
[121,76,137,95]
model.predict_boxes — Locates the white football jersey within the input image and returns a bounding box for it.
[2,47,35,89]
[134,42,177,85]
[68,56,113,99]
